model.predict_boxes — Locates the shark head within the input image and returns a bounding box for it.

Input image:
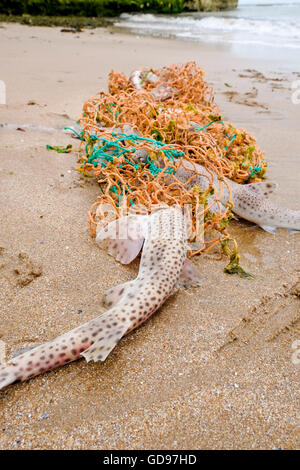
[231,181,300,234]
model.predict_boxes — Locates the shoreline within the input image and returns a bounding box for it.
[0,23,299,449]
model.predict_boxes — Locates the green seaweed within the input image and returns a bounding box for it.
[245,145,255,162]
[221,239,254,279]
[151,127,163,141]
[208,114,222,122]
[46,144,72,153]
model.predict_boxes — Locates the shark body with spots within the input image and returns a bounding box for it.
[119,122,299,234]
[174,160,300,234]
[128,68,300,234]
[0,208,201,390]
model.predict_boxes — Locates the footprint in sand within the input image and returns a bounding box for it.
[218,280,300,354]
[0,247,42,287]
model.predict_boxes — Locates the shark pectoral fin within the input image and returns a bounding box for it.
[108,238,144,265]
[178,259,202,289]
[96,215,147,264]
[245,181,278,198]
[81,319,130,363]
[259,225,277,234]
[102,280,134,308]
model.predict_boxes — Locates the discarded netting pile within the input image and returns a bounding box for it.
[76,62,266,273]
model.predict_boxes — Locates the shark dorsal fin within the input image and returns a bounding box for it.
[244,181,278,198]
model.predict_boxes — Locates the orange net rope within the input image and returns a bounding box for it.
[76,62,266,274]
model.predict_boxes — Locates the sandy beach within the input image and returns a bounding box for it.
[0,23,299,450]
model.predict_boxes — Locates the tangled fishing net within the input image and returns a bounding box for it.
[72,62,266,275]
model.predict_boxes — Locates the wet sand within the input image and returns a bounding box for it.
[0,23,299,449]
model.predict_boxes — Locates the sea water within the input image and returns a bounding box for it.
[114,0,300,62]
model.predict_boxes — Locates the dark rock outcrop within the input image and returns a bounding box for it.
[184,0,238,11]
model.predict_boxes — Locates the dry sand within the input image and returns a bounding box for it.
[0,23,299,450]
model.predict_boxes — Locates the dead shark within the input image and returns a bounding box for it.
[0,208,201,390]
[128,68,300,234]
[174,159,300,234]
[126,136,299,234]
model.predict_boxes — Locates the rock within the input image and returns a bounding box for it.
[184,0,238,11]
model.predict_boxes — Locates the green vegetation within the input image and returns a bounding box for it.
[0,0,186,17]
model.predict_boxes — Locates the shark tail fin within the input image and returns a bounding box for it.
[96,214,148,264]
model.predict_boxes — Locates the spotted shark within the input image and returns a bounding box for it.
[0,208,201,390]
[70,114,299,234]
[127,67,300,234]
[174,160,300,234]
[121,125,299,234]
